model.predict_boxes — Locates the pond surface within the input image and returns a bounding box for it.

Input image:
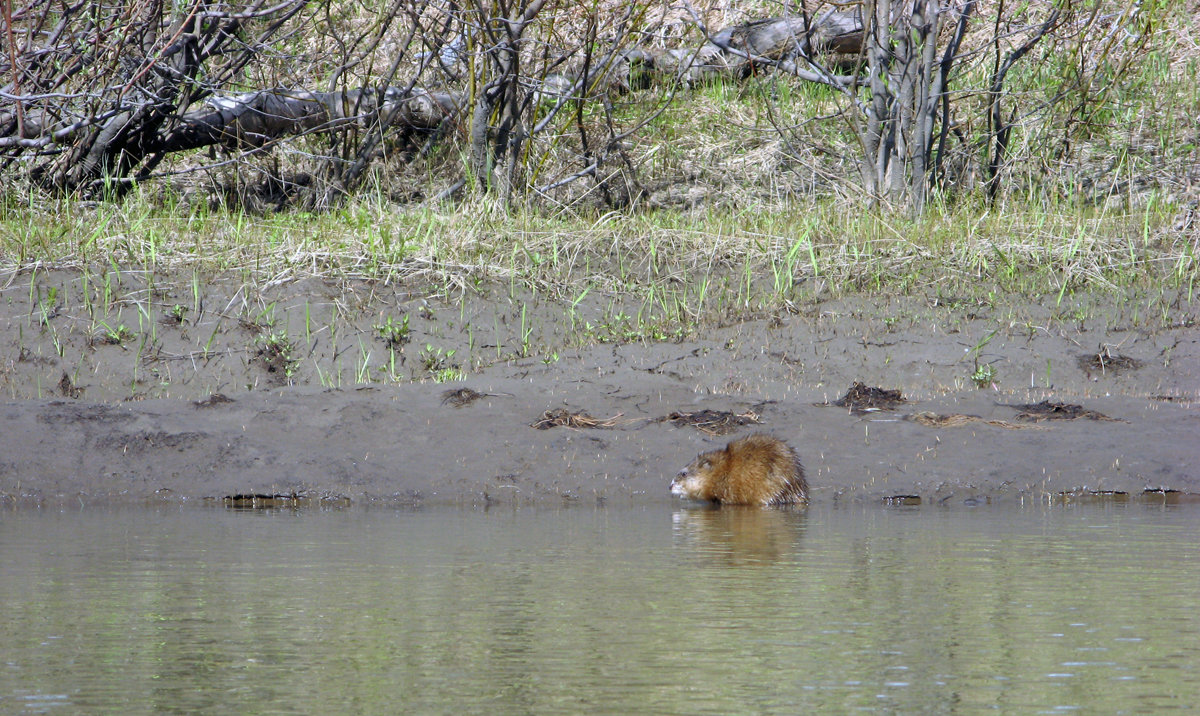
[2,503,1198,714]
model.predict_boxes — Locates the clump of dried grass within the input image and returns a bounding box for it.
[441,387,485,407]
[659,408,761,435]
[1004,400,1122,422]
[441,387,510,406]
[1076,349,1142,376]
[532,408,624,429]
[904,411,1036,430]
[824,382,905,414]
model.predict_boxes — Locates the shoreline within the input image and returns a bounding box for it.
[2,275,1196,508]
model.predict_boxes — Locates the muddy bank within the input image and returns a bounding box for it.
[1,269,1197,507]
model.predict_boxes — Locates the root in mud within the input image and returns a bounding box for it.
[194,393,235,408]
[221,491,351,509]
[1077,350,1142,376]
[442,388,486,407]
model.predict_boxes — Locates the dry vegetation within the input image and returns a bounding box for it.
[1,0,1198,312]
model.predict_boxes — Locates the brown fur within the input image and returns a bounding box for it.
[670,433,807,506]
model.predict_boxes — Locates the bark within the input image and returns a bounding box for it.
[985,7,1063,203]
[156,87,461,153]
[857,1,974,213]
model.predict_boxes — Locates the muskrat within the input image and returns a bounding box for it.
[670,432,808,506]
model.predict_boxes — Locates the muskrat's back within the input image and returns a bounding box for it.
[670,433,807,505]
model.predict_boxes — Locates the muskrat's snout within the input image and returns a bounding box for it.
[670,467,694,497]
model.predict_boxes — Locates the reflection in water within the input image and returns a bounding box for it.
[671,505,805,564]
[1,504,1199,713]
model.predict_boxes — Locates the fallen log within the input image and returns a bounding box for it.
[2,11,866,193]
[143,12,865,156]
[157,87,462,152]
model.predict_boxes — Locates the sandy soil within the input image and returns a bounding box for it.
[1,267,1197,507]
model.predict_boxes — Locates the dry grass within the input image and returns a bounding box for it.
[659,409,762,435]
[825,382,906,414]
[1003,401,1122,423]
[531,408,624,429]
[904,411,1037,431]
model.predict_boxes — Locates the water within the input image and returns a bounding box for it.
[2,503,1198,714]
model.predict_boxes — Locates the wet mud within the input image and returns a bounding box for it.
[1,268,1197,507]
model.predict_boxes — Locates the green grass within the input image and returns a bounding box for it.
[374,314,411,348]
[256,330,300,378]
[0,191,1192,321]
